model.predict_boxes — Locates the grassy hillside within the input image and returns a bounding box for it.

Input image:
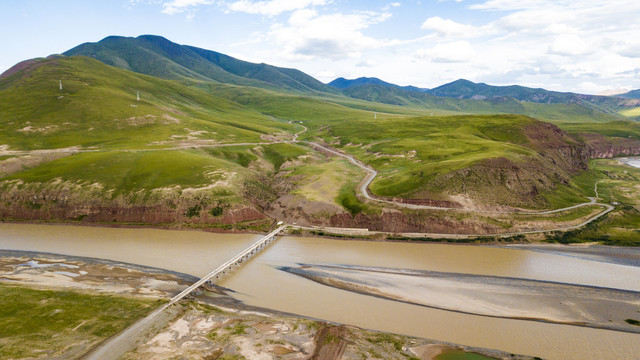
[0,56,296,150]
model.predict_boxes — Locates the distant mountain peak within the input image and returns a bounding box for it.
[64,34,337,94]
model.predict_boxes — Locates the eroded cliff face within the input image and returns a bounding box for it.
[0,180,267,228]
[581,133,640,158]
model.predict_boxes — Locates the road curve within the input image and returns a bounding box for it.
[1,121,614,235]
[302,140,610,215]
[289,122,614,235]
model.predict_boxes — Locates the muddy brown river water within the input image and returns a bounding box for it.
[1,223,639,360]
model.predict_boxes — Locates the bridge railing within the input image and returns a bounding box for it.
[169,225,287,304]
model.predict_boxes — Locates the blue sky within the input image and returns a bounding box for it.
[1,0,639,94]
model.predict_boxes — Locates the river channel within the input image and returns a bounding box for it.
[1,223,639,360]
[622,157,640,168]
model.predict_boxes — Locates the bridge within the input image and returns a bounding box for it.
[168,224,287,304]
[83,224,288,360]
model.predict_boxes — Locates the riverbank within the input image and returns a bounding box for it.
[0,217,610,247]
[618,157,640,168]
[121,300,531,360]
[0,251,534,360]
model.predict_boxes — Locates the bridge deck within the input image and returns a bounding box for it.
[168,225,287,305]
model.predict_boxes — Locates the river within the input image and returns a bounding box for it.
[622,157,640,169]
[1,223,639,360]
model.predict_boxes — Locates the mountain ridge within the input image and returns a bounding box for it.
[63,34,337,94]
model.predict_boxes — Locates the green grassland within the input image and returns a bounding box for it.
[0,284,158,359]
[619,107,640,118]
[300,114,552,203]
[0,56,296,150]
[1,54,639,231]
[559,121,640,141]
[336,83,624,124]
[3,150,244,194]
[543,159,640,245]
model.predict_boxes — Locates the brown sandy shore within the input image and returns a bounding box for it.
[0,251,535,360]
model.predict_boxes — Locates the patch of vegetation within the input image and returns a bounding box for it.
[0,284,157,359]
[210,205,224,216]
[204,146,258,168]
[543,159,640,246]
[366,333,405,351]
[185,204,201,217]
[336,184,367,216]
[26,201,43,209]
[2,150,243,195]
[625,319,640,326]
[229,322,248,335]
[261,143,308,171]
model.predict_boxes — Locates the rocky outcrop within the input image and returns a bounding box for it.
[580,132,640,159]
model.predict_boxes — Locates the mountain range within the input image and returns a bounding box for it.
[328,76,640,101]
[1,34,636,121]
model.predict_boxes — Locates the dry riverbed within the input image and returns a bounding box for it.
[0,250,196,297]
[121,301,531,360]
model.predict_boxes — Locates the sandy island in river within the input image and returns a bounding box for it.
[281,264,640,334]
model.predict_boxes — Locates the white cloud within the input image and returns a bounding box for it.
[268,9,393,61]
[420,17,484,38]
[161,0,213,14]
[407,0,640,90]
[227,0,327,16]
[414,41,474,63]
[356,60,375,67]
[383,2,401,11]
[549,35,592,56]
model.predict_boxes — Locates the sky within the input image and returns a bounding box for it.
[1,0,639,94]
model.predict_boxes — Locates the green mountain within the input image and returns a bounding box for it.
[329,77,639,121]
[64,35,336,94]
[425,79,638,115]
[328,77,426,92]
[333,83,622,123]
[620,89,640,99]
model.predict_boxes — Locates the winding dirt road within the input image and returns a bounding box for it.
[0,122,615,236]
[290,122,614,236]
